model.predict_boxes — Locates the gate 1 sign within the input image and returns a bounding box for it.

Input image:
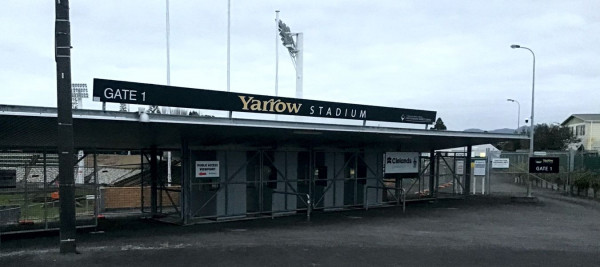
[384,152,419,174]
[529,157,559,173]
[195,161,219,178]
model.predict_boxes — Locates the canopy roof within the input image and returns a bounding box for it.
[0,105,526,151]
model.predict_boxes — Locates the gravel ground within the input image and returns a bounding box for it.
[1,175,599,267]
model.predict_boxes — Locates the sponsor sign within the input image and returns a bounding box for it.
[474,160,486,176]
[455,160,465,175]
[93,79,436,124]
[492,158,510,169]
[0,170,17,188]
[529,157,559,173]
[384,152,419,174]
[195,161,219,178]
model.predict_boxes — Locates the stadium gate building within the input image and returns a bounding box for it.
[0,80,526,231]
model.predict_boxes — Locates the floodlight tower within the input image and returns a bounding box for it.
[71,83,88,185]
[277,19,303,99]
[71,83,88,109]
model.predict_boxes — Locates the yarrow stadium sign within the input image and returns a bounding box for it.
[93,79,436,124]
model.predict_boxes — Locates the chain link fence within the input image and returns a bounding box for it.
[489,150,600,198]
[0,151,97,234]
[0,150,181,235]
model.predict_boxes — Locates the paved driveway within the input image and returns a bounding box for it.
[2,178,600,266]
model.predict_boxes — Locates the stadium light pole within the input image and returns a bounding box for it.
[277,16,303,99]
[511,44,535,198]
[506,98,520,132]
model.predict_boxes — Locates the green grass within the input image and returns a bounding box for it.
[1,191,96,223]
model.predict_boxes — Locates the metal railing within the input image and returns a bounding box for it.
[272,191,311,221]
[364,186,406,213]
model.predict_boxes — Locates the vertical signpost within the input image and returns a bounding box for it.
[473,160,486,194]
[55,0,77,254]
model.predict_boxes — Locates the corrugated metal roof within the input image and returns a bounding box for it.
[0,104,527,151]
[562,114,600,125]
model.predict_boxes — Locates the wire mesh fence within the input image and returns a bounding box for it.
[489,150,600,198]
[0,150,181,234]
[0,151,97,233]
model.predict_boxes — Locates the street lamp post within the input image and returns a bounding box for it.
[511,44,535,198]
[506,98,520,132]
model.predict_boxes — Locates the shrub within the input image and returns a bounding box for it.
[572,171,594,196]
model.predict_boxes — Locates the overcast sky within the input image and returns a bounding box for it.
[1,0,598,130]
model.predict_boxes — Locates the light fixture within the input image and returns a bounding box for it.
[138,107,150,123]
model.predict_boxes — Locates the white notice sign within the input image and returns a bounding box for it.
[492,158,510,169]
[474,160,486,176]
[456,160,465,175]
[384,152,419,174]
[195,161,220,178]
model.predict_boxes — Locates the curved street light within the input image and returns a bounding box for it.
[511,44,536,197]
[506,98,520,132]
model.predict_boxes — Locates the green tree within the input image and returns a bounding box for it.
[533,123,579,150]
[430,118,447,130]
[497,123,579,151]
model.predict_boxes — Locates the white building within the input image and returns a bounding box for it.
[561,114,600,151]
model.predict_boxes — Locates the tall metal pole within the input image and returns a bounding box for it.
[166,0,172,185]
[527,47,536,198]
[511,44,535,198]
[166,0,171,87]
[295,33,303,99]
[227,0,233,119]
[55,0,77,253]
[274,10,280,121]
[275,10,280,98]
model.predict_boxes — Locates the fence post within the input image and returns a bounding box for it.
[150,146,158,216]
[464,146,472,195]
[429,150,435,197]
[485,148,490,195]
[568,150,575,195]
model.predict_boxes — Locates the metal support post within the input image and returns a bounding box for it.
[429,150,435,197]
[274,11,280,99]
[181,138,190,224]
[93,151,99,226]
[464,146,472,195]
[435,152,441,196]
[150,147,158,216]
[43,151,48,229]
[295,32,303,99]
[485,148,491,195]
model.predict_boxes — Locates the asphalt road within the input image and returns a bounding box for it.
[1,176,600,267]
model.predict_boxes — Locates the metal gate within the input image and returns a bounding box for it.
[488,151,572,196]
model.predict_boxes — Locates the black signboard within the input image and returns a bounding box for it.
[93,79,436,124]
[529,157,559,173]
[0,169,17,189]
